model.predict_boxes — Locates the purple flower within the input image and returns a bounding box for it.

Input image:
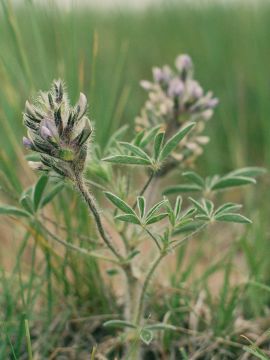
[206,98,219,109]
[175,54,193,73]
[168,78,184,97]
[153,66,172,84]
[187,80,203,99]
[23,137,33,149]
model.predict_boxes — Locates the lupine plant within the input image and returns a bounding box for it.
[0,55,265,358]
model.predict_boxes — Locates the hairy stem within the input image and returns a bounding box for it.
[144,228,161,250]
[132,171,155,210]
[135,253,165,325]
[73,170,123,261]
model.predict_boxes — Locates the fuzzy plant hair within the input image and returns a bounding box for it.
[23,80,92,179]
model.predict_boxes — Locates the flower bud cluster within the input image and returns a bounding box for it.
[23,80,92,178]
[136,54,218,164]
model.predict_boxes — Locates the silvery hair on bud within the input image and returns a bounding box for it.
[23,80,92,178]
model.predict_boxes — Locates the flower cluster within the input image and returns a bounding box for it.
[135,54,218,165]
[23,80,92,178]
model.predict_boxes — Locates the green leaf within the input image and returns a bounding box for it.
[137,196,146,218]
[33,175,48,211]
[145,212,168,225]
[146,199,168,219]
[140,328,153,345]
[115,214,141,225]
[140,125,161,148]
[126,249,140,260]
[104,192,136,215]
[163,184,201,195]
[195,214,211,221]
[154,131,165,160]
[103,320,136,329]
[159,123,195,161]
[106,269,119,276]
[189,197,209,216]
[145,323,177,331]
[40,183,64,208]
[20,194,34,214]
[174,196,183,218]
[119,142,152,162]
[228,167,267,178]
[214,202,242,216]
[0,205,30,218]
[178,207,196,222]
[173,220,205,235]
[134,130,145,146]
[182,171,205,187]
[102,155,151,166]
[214,213,252,224]
[211,176,256,191]
[203,199,214,216]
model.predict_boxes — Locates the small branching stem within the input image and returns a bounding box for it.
[38,221,118,264]
[132,170,155,210]
[144,228,162,250]
[134,252,165,325]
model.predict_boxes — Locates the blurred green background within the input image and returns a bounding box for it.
[1,0,270,175]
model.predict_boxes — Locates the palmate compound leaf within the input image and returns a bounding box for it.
[158,122,195,162]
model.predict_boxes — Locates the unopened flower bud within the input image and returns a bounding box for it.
[28,161,44,171]
[23,137,33,149]
[168,78,184,97]
[140,80,153,90]
[41,126,52,140]
[175,55,193,82]
[76,92,88,120]
[187,80,203,99]
[23,80,92,177]
[153,67,164,83]
[206,98,219,109]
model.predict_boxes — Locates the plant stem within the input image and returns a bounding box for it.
[73,170,123,262]
[38,221,119,264]
[135,253,165,325]
[132,171,155,209]
[144,228,161,250]
[24,319,33,360]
